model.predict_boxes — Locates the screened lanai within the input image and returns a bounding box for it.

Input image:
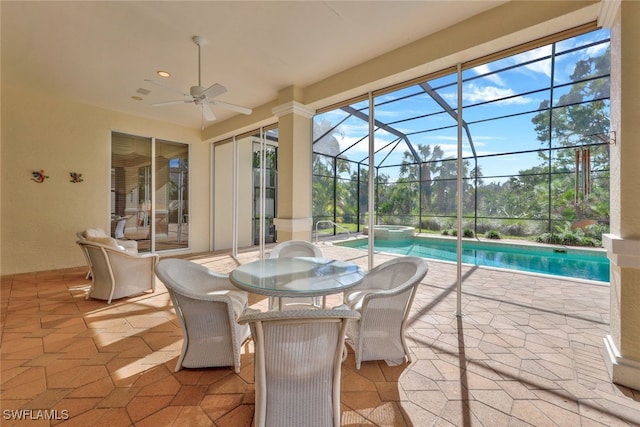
[312,27,611,245]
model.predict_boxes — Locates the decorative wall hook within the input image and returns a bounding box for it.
[69,172,84,183]
[31,170,49,183]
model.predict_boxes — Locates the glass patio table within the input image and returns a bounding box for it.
[229,257,365,310]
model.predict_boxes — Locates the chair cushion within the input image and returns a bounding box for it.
[82,228,108,238]
[86,236,119,247]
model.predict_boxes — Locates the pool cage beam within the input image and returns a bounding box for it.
[338,85,480,235]
[419,81,479,234]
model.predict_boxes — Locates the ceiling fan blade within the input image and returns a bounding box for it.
[209,99,252,115]
[201,83,227,99]
[145,79,190,97]
[201,103,216,121]
[152,99,193,107]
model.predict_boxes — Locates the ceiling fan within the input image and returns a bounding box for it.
[145,36,252,127]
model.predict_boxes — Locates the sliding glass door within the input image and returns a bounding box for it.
[111,132,189,252]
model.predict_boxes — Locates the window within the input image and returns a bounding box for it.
[313,28,610,242]
[111,132,189,252]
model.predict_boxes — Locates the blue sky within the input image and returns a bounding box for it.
[314,28,610,184]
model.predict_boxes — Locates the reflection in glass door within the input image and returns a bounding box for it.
[111,132,189,252]
[156,140,189,250]
[253,139,277,245]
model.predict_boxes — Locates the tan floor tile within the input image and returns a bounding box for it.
[341,390,381,419]
[54,407,132,427]
[98,386,141,408]
[1,366,46,399]
[131,406,181,427]
[170,384,207,406]
[200,393,244,421]
[212,403,254,427]
[47,365,110,389]
[342,369,378,393]
[366,401,410,427]
[375,381,402,401]
[206,372,250,394]
[512,399,561,426]
[127,394,174,423]
[3,246,640,426]
[51,397,103,421]
[67,376,115,399]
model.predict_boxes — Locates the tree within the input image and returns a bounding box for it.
[530,45,610,226]
[400,144,444,212]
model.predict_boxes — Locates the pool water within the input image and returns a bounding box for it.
[338,237,610,282]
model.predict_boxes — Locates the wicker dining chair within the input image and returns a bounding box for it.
[239,306,359,427]
[155,258,251,373]
[343,256,428,369]
[268,240,323,309]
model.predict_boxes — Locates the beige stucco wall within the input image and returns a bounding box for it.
[606,0,640,364]
[1,0,605,274]
[1,85,207,275]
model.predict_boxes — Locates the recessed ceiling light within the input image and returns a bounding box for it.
[131,96,143,101]
[157,71,171,78]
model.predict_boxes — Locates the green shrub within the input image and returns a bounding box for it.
[560,230,581,246]
[441,229,449,236]
[463,228,474,238]
[485,230,501,239]
[536,233,563,245]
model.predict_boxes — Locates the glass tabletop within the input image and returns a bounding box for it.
[229,257,365,297]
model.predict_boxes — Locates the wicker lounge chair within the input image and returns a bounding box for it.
[76,230,157,304]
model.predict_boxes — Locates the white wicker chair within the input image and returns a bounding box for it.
[343,256,428,369]
[76,238,157,304]
[77,228,138,253]
[155,259,251,373]
[268,240,323,309]
[238,307,360,427]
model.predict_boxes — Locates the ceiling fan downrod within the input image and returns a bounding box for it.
[192,36,206,91]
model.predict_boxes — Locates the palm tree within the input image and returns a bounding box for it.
[399,143,445,212]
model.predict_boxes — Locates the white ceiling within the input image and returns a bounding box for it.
[1,1,505,130]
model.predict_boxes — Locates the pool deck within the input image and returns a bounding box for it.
[2,243,639,426]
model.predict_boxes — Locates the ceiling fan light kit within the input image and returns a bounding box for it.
[146,35,252,128]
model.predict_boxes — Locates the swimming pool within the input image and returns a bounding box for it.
[338,236,610,282]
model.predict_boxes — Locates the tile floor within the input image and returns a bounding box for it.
[2,243,640,426]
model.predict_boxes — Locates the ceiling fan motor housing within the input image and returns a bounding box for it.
[190,86,206,98]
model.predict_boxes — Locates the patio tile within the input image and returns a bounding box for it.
[2,244,640,426]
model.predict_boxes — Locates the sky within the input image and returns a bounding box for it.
[313,28,610,184]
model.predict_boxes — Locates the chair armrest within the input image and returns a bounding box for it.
[345,284,418,311]
[116,239,138,253]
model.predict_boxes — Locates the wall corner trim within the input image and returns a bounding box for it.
[598,0,620,28]
[603,335,640,391]
[603,234,640,268]
[272,101,315,119]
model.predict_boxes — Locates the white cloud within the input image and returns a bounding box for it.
[472,64,506,86]
[463,83,531,105]
[512,46,553,77]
